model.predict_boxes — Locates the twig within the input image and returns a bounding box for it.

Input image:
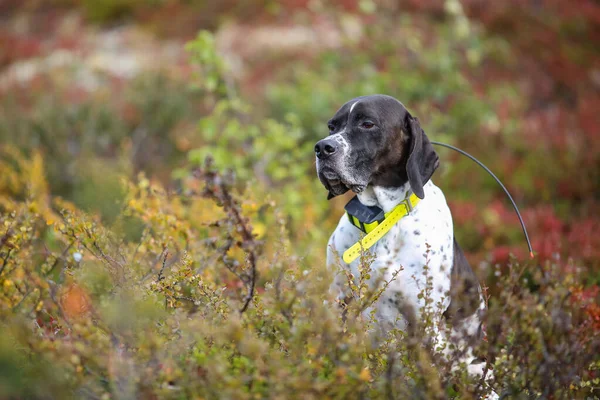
[0,248,12,277]
[45,242,73,276]
[12,288,34,311]
[385,352,396,400]
[274,267,295,327]
[0,225,15,278]
[194,162,258,314]
[158,248,169,281]
[138,246,170,283]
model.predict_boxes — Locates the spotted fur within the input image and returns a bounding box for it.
[329,181,460,329]
[317,95,496,398]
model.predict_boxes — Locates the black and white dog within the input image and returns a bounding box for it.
[316,95,491,383]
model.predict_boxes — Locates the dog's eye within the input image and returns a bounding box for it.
[361,121,375,129]
[327,123,335,132]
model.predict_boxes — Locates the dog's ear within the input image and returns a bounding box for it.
[405,115,439,199]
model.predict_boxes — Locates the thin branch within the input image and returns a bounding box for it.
[0,224,15,278]
[138,246,170,284]
[45,242,73,276]
[385,352,396,400]
[0,248,12,277]
[193,163,259,314]
[12,288,34,312]
[158,248,169,281]
[274,267,295,327]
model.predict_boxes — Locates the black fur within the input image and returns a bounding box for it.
[443,239,483,334]
[315,94,439,200]
[405,115,440,199]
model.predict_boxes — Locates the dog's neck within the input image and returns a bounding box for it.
[357,182,413,213]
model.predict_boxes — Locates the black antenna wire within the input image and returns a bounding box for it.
[431,141,534,259]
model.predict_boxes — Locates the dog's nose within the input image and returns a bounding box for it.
[315,139,338,159]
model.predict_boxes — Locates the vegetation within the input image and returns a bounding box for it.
[0,1,599,398]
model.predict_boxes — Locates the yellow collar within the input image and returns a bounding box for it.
[343,192,420,264]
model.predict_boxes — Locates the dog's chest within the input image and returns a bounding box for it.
[328,182,454,328]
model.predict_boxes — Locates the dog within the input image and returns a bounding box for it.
[315,94,491,387]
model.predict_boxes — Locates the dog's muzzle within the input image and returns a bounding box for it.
[317,168,348,197]
[315,138,349,197]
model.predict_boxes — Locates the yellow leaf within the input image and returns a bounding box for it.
[139,178,150,189]
[252,222,266,239]
[359,368,371,382]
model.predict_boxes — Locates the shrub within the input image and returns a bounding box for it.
[0,148,599,399]
[0,5,598,399]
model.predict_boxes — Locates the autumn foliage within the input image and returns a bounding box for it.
[0,1,599,398]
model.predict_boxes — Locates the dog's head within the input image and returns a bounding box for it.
[315,94,439,200]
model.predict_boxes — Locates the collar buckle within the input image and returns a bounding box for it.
[400,196,414,213]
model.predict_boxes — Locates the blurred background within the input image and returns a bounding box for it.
[0,1,599,397]
[2,0,598,270]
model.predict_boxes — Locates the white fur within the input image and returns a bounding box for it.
[327,180,495,398]
[349,100,359,114]
[328,180,453,332]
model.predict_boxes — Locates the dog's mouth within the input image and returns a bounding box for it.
[318,169,347,195]
[317,167,366,197]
